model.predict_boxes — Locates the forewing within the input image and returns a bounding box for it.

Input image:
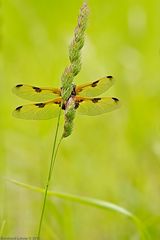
[12,98,62,120]
[75,76,115,97]
[75,96,120,116]
[12,84,61,101]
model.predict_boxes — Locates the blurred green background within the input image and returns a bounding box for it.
[1,0,160,239]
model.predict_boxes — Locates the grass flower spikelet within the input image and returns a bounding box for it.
[62,2,89,138]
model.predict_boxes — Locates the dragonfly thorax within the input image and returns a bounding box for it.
[62,96,76,110]
[61,84,76,110]
[60,84,76,99]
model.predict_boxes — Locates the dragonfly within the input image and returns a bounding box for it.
[12,75,120,120]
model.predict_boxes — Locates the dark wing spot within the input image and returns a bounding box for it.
[112,97,119,103]
[33,86,42,92]
[106,75,113,79]
[35,103,45,108]
[75,102,80,109]
[77,99,84,103]
[16,106,23,111]
[92,98,101,103]
[16,84,23,88]
[75,98,84,109]
[54,100,61,104]
[91,80,99,87]
[54,100,62,108]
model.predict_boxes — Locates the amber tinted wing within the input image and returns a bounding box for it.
[12,84,61,101]
[75,76,115,97]
[12,98,62,120]
[74,96,120,116]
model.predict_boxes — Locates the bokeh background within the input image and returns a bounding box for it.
[1,0,160,239]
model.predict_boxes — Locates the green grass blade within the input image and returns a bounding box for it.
[7,178,150,239]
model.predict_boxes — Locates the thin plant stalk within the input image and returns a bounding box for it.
[37,108,62,238]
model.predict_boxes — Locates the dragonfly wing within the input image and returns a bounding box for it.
[75,96,120,116]
[12,98,62,120]
[75,76,115,97]
[12,84,61,101]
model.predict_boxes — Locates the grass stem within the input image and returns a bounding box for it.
[37,108,62,238]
